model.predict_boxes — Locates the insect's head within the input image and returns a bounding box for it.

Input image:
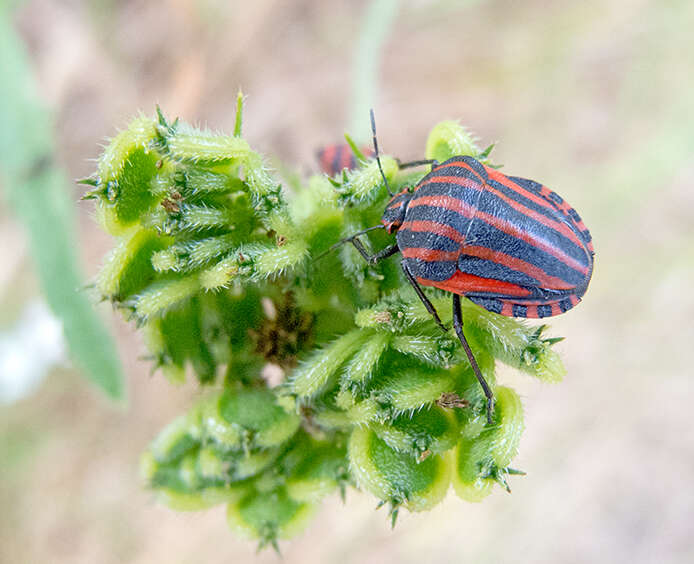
[381,187,413,234]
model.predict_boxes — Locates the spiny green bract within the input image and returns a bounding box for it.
[84,96,566,549]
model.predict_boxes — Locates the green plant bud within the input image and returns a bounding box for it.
[328,389,381,425]
[448,350,497,439]
[170,203,235,232]
[370,367,456,414]
[517,325,566,382]
[403,294,565,381]
[371,406,459,458]
[180,169,243,196]
[227,487,317,545]
[349,427,451,512]
[452,386,524,502]
[142,299,216,383]
[198,254,241,290]
[97,228,168,301]
[460,307,566,383]
[149,409,202,464]
[179,451,201,489]
[143,447,250,510]
[232,448,282,480]
[155,484,248,512]
[98,115,158,184]
[425,121,480,163]
[200,242,296,288]
[354,304,407,332]
[285,440,348,503]
[140,451,158,483]
[255,239,308,278]
[292,330,369,398]
[391,333,457,366]
[96,148,162,234]
[299,207,344,256]
[219,388,300,449]
[339,156,399,202]
[244,156,281,199]
[292,176,339,222]
[152,233,238,273]
[346,397,381,424]
[164,126,253,166]
[310,408,352,429]
[341,332,391,387]
[142,321,186,383]
[200,396,242,450]
[133,275,200,320]
[96,127,166,235]
[198,446,226,480]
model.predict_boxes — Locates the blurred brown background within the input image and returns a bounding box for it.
[2,0,693,562]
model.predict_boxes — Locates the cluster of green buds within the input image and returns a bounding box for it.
[82,94,565,549]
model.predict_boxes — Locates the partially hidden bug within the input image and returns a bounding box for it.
[333,111,594,423]
[317,143,375,176]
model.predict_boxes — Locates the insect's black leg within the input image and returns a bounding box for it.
[350,238,399,265]
[400,261,447,333]
[396,158,438,170]
[452,294,495,425]
[370,109,393,196]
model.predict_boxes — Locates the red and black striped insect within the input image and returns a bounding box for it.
[334,111,594,423]
[317,143,375,176]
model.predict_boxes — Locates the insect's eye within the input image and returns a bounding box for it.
[407,185,414,193]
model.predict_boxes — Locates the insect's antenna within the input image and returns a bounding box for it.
[370,109,393,197]
[314,224,385,260]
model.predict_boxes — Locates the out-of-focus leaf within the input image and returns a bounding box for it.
[348,0,399,140]
[0,5,124,399]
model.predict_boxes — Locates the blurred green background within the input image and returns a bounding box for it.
[1,0,692,562]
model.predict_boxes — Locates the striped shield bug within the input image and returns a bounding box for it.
[317,143,375,176]
[330,111,594,423]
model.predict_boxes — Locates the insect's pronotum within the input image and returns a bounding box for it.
[331,111,594,423]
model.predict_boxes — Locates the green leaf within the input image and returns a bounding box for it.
[0,6,123,399]
[349,0,399,140]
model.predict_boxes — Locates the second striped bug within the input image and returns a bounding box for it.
[317,143,375,176]
[331,112,594,423]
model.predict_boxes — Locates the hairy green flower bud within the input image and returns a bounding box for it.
[85,105,571,548]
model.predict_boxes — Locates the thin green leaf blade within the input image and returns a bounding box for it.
[0,7,124,399]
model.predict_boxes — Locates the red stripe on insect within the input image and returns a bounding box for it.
[500,302,514,316]
[508,297,579,307]
[339,146,352,170]
[408,194,473,215]
[432,160,486,183]
[462,245,575,290]
[320,145,337,174]
[517,299,578,318]
[482,182,586,251]
[401,247,460,262]
[419,271,534,297]
[487,168,560,215]
[421,175,482,193]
